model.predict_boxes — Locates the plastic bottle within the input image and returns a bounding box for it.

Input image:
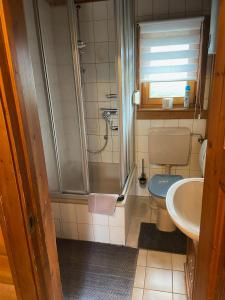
[184,85,191,108]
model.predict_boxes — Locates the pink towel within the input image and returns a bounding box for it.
[88,193,119,215]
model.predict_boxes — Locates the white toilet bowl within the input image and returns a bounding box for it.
[148,127,191,232]
[148,174,183,232]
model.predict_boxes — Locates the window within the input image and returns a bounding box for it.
[137,17,208,111]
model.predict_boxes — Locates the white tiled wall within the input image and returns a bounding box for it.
[51,168,136,245]
[52,202,126,245]
[135,0,211,196]
[135,0,212,21]
[78,0,120,164]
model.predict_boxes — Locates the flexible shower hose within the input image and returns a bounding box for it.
[87,118,109,154]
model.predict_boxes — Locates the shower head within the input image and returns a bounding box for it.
[76,4,86,50]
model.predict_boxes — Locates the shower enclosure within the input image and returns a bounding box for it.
[30,0,135,197]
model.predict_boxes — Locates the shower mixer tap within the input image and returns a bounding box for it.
[87,108,118,154]
[101,109,118,131]
[102,111,111,121]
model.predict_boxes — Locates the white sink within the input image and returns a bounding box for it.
[166,178,204,241]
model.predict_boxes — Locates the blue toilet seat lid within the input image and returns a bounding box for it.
[148,174,183,198]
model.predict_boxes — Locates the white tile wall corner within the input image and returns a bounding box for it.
[135,119,207,196]
[51,202,127,245]
[79,0,119,164]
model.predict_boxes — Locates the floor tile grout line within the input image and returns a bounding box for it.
[172,264,174,295]
[145,265,172,270]
[171,252,174,296]
[143,287,173,294]
[143,265,147,297]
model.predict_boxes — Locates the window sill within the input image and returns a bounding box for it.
[137,108,208,120]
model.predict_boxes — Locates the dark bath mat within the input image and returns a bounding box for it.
[138,223,187,254]
[57,239,138,300]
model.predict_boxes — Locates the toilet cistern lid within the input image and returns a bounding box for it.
[148,174,183,198]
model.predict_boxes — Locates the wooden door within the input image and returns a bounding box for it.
[0,1,63,299]
[0,95,28,300]
[0,224,17,300]
[193,0,225,299]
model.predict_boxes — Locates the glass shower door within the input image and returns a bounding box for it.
[115,0,135,186]
[33,0,89,193]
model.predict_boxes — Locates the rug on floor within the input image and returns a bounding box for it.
[138,223,187,254]
[57,239,138,300]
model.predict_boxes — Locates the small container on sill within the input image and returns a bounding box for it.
[162,97,173,109]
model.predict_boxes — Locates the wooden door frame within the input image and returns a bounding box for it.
[194,0,225,299]
[0,1,62,299]
[0,85,38,300]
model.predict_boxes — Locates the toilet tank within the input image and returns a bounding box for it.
[149,127,191,165]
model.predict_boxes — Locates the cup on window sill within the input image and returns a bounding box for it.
[162,97,173,109]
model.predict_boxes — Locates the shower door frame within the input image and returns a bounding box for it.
[32,0,90,195]
[67,0,90,194]
[115,0,136,187]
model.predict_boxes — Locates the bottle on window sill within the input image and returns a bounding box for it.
[184,85,191,108]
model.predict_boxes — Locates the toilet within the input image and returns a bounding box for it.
[148,128,208,232]
[148,127,191,232]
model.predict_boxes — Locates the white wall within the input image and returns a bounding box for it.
[52,202,126,244]
[134,0,212,196]
[51,167,136,245]
[78,0,120,164]
[135,0,211,21]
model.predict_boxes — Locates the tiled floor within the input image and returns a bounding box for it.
[125,197,187,300]
[126,196,157,248]
[132,250,187,300]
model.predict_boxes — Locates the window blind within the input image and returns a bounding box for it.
[139,17,204,82]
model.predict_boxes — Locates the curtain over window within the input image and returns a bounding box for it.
[139,17,204,83]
